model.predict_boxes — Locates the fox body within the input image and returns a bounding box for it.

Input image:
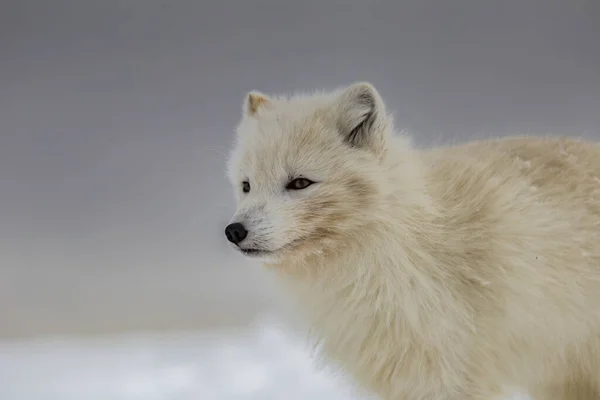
[225,82,600,399]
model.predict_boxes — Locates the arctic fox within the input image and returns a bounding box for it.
[224,82,600,400]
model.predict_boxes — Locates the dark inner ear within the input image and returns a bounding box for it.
[346,109,377,148]
[344,90,377,148]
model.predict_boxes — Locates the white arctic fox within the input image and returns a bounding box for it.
[225,82,600,400]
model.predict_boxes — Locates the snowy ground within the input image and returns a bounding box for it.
[0,316,528,400]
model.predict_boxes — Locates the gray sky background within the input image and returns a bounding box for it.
[0,0,599,338]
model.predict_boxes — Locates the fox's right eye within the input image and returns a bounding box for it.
[242,181,251,193]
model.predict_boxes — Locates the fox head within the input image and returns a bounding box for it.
[225,82,406,262]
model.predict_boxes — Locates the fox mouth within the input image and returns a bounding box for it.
[231,234,311,259]
[239,248,271,257]
[237,237,308,259]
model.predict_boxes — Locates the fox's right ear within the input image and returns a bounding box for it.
[243,91,272,117]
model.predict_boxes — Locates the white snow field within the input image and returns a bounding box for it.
[0,316,529,400]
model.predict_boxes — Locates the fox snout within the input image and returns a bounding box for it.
[224,222,248,245]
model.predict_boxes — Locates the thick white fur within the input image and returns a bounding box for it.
[226,82,600,399]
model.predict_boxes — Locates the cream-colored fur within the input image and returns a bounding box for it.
[226,82,600,400]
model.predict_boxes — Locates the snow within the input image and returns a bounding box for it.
[0,316,528,400]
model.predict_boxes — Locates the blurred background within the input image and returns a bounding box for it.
[0,0,598,398]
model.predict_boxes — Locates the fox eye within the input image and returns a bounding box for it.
[242,181,251,193]
[286,177,314,190]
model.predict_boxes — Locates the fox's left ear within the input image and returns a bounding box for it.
[336,82,389,154]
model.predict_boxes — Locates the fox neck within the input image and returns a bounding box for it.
[267,205,473,394]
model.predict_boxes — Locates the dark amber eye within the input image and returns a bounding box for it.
[286,178,314,190]
[242,181,251,193]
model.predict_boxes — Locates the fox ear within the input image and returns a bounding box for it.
[336,82,388,153]
[244,91,272,117]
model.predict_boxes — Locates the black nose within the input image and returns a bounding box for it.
[225,222,248,245]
